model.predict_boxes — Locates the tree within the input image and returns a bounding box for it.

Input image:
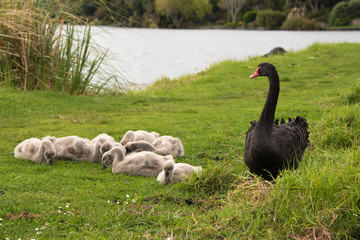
[155,0,211,28]
[220,0,247,22]
[307,0,320,13]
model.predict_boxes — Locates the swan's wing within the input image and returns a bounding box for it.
[271,121,309,166]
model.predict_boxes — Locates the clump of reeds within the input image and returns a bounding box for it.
[0,0,124,95]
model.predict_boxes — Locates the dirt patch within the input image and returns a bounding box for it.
[293,227,332,240]
[143,194,200,206]
[6,211,41,220]
[127,204,154,216]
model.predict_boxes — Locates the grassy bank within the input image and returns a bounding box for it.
[0,43,359,239]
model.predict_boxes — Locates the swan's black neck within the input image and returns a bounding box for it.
[257,71,279,133]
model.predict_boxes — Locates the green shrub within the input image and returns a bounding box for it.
[281,17,322,30]
[333,17,352,26]
[329,1,348,25]
[256,10,286,30]
[349,0,360,18]
[307,8,330,22]
[224,22,239,29]
[329,0,360,25]
[243,11,257,24]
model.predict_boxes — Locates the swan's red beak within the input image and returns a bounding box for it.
[250,66,261,79]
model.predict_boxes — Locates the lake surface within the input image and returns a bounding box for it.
[90,27,360,87]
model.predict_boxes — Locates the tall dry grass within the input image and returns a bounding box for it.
[0,0,125,95]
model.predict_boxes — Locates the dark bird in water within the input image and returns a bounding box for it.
[243,63,309,180]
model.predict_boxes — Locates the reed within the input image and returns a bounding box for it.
[0,0,124,95]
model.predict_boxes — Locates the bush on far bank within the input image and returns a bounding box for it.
[281,17,322,30]
[255,10,286,30]
[328,0,360,26]
[243,11,257,24]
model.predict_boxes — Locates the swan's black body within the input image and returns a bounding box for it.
[244,63,309,180]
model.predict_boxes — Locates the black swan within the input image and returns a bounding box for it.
[244,63,309,180]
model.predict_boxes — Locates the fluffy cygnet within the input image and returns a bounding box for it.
[124,136,184,157]
[14,138,56,165]
[119,130,159,145]
[157,160,202,184]
[43,135,107,163]
[102,146,172,177]
[90,133,116,154]
[152,136,184,157]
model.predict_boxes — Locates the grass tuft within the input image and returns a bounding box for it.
[0,0,126,95]
[180,162,243,198]
[346,83,360,104]
[313,104,360,149]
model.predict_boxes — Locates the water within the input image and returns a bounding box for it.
[90,27,360,87]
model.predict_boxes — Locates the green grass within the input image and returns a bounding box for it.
[0,43,360,239]
[327,25,360,30]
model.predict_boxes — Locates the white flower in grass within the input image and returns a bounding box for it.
[35,228,38,231]
[126,194,129,198]
[132,199,136,203]
[125,201,129,205]
[107,200,110,203]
